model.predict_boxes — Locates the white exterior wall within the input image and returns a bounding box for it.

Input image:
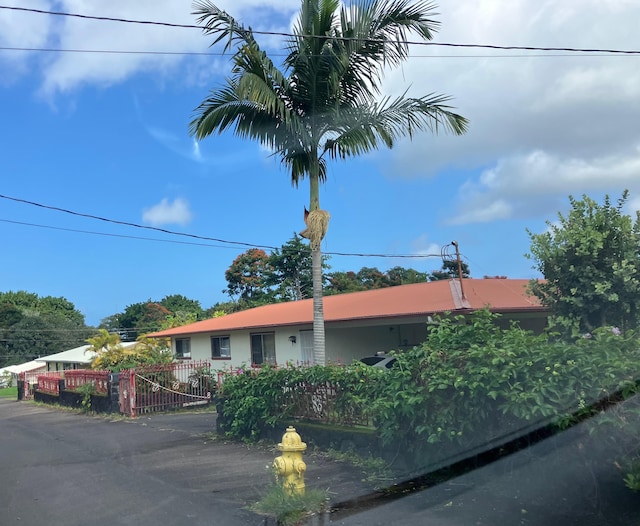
[174,319,430,370]
[174,325,313,372]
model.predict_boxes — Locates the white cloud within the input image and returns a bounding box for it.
[5,0,299,95]
[410,234,441,258]
[376,0,640,224]
[626,197,640,217]
[448,150,640,225]
[0,0,53,84]
[192,138,201,161]
[6,0,640,226]
[142,197,193,226]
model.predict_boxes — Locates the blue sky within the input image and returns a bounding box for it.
[1,0,640,327]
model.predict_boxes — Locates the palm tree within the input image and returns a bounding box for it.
[190,0,468,365]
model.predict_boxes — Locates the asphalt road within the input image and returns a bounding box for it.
[0,398,377,526]
[3,398,640,526]
[1,399,276,525]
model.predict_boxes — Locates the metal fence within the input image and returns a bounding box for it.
[119,360,213,418]
[288,381,371,426]
[37,372,64,396]
[64,370,109,394]
[17,370,62,400]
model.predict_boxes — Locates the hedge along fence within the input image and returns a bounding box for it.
[216,363,383,441]
[216,310,640,478]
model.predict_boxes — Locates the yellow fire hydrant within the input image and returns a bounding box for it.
[273,426,307,495]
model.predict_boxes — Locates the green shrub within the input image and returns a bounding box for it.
[216,310,640,489]
[217,364,382,441]
[75,382,98,413]
[372,309,640,470]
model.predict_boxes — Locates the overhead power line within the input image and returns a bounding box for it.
[0,193,271,250]
[2,5,640,56]
[0,218,244,250]
[0,194,442,259]
[1,46,634,59]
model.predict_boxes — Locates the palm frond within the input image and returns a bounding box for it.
[192,0,256,52]
[336,0,440,98]
[192,0,467,186]
[321,92,468,160]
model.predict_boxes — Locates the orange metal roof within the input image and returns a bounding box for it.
[150,279,543,338]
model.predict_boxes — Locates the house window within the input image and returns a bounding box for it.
[211,336,231,359]
[175,338,191,359]
[251,332,276,366]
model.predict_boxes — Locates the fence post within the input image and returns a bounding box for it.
[108,373,120,413]
[129,369,136,418]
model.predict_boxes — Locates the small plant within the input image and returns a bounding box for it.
[250,483,328,526]
[75,382,98,413]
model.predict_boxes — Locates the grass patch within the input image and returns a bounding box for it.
[0,387,17,398]
[250,484,329,526]
[325,449,395,489]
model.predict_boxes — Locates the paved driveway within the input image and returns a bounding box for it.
[0,399,370,526]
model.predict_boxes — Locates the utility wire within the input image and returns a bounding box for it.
[0,194,442,259]
[0,219,244,250]
[2,5,640,56]
[0,46,634,59]
[0,193,272,250]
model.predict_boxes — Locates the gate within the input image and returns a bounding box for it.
[119,361,213,417]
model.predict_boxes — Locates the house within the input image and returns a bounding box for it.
[0,360,46,386]
[37,342,141,372]
[149,278,548,370]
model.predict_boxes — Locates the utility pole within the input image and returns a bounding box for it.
[451,241,466,300]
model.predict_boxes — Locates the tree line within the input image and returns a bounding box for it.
[2,191,638,365]
[0,291,92,368]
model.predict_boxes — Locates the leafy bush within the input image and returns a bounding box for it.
[87,330,173,372]
[216,310,640,487]
[373,309,640,470]
[217,364,382,441]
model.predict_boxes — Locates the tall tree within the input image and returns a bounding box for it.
[0,292,90,367]
[267,233,323,301]
[224,248,275,308]
[190,0,468,364]
[428,260,470,281]
[108,301,171,341]
[324,270,367,295]
[159,295,204,319]
[528,191,640,336]
[387,266,429,286]
[325,265,427,294]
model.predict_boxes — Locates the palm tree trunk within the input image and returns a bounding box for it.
[311,246,325,364]
[309,156,326,365]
